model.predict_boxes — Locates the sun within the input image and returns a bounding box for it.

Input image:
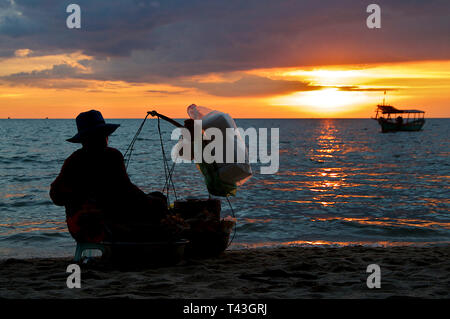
[298,88,360,108]
[271,88,367,115]
[263,67,376,116]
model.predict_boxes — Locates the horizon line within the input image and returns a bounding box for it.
[1,117,449,120]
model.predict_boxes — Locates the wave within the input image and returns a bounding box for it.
[0,231,69,243]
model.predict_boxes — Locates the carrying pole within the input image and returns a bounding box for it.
[148,111,183,128]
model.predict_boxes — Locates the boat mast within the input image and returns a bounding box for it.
[383,90,386,106]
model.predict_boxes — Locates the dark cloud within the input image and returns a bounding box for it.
[146,89,189,95]
[335,86,395,92]
[2,63,82,79]
[1,64,396,96]
[0,48,15,57]
[0,0,449,82]
[0,77,90,89]
[189,75,321,97]
[0,63,89,88]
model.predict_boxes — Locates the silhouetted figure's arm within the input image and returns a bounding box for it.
[50,147,166,224]
[107,148,167,223]
[110,148,148,198]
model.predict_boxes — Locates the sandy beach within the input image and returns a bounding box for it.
[0,246,448,299]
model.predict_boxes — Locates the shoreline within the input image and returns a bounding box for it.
[2,240,449,261]
[0,246,448,299]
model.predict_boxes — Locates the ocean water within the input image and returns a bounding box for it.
[0,118,449,259]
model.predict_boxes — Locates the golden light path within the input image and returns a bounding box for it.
[231,240,450,249]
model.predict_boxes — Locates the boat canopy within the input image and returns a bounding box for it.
[377,105,424,114]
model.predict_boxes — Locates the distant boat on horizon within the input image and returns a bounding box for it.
[372,92,425,133]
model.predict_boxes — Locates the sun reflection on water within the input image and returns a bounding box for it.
[231,240,450,249]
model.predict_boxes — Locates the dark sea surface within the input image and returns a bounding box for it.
[0,118,449,258]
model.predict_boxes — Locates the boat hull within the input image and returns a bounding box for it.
[378,119,425,133]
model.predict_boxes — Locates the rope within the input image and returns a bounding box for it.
[157,116,178,203]
[162,160,177,196]
[226,196,237,249]
[124,113,150,169]
[124,113,178,206]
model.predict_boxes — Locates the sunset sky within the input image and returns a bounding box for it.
[0,0,449,118]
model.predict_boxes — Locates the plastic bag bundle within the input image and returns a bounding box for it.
[187,104,252,196]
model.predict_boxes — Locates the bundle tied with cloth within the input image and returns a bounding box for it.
[173,104,252,197]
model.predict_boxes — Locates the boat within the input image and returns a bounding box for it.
[372,93,425,133]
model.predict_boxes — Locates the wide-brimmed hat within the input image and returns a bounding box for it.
[67,110,120,143]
